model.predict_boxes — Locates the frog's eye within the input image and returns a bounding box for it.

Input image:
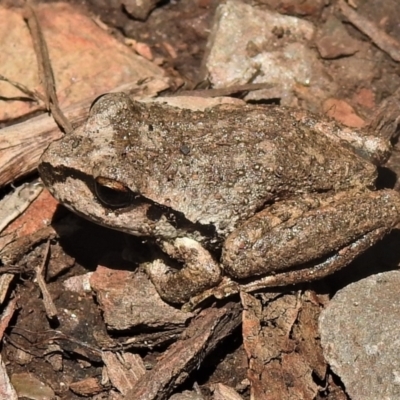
[94,177,133,208]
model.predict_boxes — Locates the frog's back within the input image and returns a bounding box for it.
[115,98,376,236]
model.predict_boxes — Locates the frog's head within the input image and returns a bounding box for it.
[39,148,154,238]
[38,93,157,236]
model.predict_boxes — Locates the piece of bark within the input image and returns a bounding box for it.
[322,98,365,128]
[212,383,244,400]
[0,4,164,120]
[169,391,205,400]
[90,268,193,331]
[69,377,104,397]
[0,189,60,287]
[241,292,320,399]
[0,275,15,306]
[0,297,17,339]
[291,292,327,381]
[126,302,242,400]
[366,87,400,141]
[0,181,43,234]
[0,225,57,266]
[0,354,18,400]
[10,372,55,399]
[102,351,146,395]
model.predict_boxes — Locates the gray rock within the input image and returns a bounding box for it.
[204,0,337,107]
[319,271,400,400]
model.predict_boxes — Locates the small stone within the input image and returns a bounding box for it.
[316,16,361,59]
[204,0,338,106]
[123,0,161,21]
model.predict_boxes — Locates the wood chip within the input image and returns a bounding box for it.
[0,181,43,234]
[0,354,18,400]
[69,377,104,397]
[241,292,321,399]
[102,351,146,396]
[127,302,242,400]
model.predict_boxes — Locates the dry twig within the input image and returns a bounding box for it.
[339,0,400,62]
[127,302,242,400]
[35,240,58,320]
[23,2,73,133]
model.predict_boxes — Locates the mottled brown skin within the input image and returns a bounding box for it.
[39,93,400,305]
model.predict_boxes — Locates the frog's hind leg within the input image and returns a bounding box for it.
[145,237,222,304]
[237,226,388,293]
[222,189,400,282]
[183,226,386,311]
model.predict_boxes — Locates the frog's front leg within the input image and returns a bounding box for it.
[145,238,222,304]
[223,189,400,282]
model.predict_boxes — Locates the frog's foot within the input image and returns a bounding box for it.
[145,237,222,304]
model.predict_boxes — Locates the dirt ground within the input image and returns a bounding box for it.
[1,0,400,399]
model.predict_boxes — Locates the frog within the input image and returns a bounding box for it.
[38,92,400,307]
